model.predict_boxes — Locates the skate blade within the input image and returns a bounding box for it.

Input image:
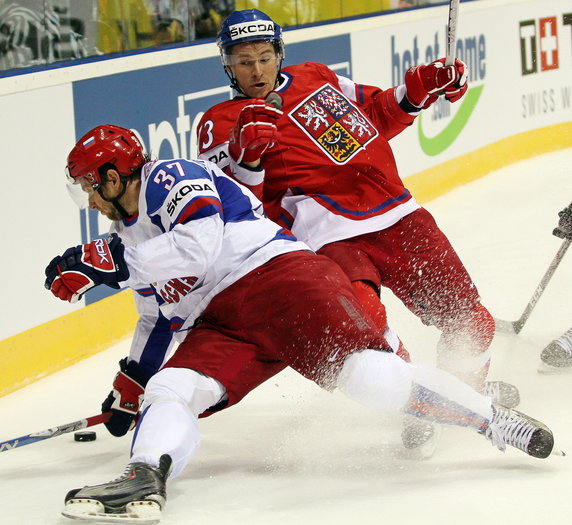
[550,444,566,457]
[537,361,572,374]
[62,499,161,524]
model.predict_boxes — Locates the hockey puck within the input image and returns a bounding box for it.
[74,431,97,442]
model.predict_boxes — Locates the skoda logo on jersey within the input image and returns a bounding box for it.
[167,183,214,217]
[229,21,275,40]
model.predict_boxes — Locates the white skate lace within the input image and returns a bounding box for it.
[485,407,535,453]
[555,328,572,354]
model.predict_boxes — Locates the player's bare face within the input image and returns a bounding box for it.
[228,42,279,99]
[79,178,123,221]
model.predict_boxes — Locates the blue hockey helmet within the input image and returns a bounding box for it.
[217,9,285,65]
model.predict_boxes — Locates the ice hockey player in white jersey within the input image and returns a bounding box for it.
[45,125,556,523]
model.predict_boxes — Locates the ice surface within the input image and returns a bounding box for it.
[1,148,571,524]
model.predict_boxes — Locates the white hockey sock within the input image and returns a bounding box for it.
[130,368,225,479]
[131,401,200,479]
[336,349,493,431]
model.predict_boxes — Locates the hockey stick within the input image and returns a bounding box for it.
[445,0,460,65]
[494,238,572,334]
[0,412,111,452]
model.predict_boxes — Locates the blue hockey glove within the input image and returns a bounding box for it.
[44,234,129,302]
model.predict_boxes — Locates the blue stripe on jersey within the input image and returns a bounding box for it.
[173,196,222,227]
[278,213,294,229]
[276,71,294,93]
[258,227,299,250]
[169,316,185,331]
[311,189,411,217]
[137,310,173,377]
[150,214,166,233]
[270,227,298,243]
[212,172,258,224]
[357,84,365,104]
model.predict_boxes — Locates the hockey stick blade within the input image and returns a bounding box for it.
[494,238,572,335]
[0,412,111,452]
[445,0,460,65]
[493,317,517,335]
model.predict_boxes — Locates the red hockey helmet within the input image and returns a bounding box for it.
[66,125,145,189]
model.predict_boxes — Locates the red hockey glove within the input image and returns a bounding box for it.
[101,358,151,437]
[404,58,468,110]
[44,233,129,303]
[228,99,282,164]
[553,203,572,240]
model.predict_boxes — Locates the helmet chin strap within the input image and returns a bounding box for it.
[226,69,243,95]
[96,177,131,219]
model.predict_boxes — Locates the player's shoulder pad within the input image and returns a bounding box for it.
[144,159,215,215]
[284,61,337,84]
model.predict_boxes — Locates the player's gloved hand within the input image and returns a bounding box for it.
[101,358,152,437]
[404,58,468,110]
[553,203,572,240]
[44,233,129,303]
[228,98,282,164]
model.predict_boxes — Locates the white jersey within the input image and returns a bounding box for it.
[111,158,307,370]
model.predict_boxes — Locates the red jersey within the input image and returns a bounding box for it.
[197,62,421,250]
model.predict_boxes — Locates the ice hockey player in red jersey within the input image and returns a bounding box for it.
[47,124,554,523]
[197,10,520,434]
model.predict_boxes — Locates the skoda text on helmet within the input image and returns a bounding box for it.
[66,125,145,218]
[217,9,284,93]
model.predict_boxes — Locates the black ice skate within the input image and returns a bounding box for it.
[540,328,572,371]
[62,454,172,524]
[483,380,520,408]
[482,405,554,459]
